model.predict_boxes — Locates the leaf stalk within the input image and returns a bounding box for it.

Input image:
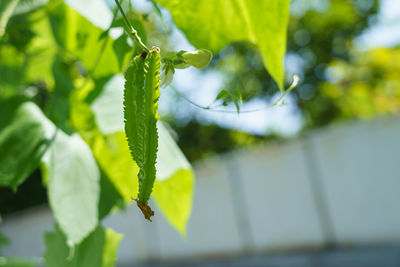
[115,0,150,53]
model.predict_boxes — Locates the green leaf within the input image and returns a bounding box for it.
[112,34,132,70]
[215,89,230,101]
[232,89,242,113]
[97,167,124,220]
[44,225,122,267]
[123,48,160,220]
[215,89,242,112]
[153,123,194,236]
[0,99,55,190]
[41,131,100,245]
[155,0,290,89]
[0,0,19,37]
[47,1,124,78]
[23,10,58,88]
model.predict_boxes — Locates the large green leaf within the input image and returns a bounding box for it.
[41,131,100,245]
[0,99,55,190]
[97,167,125,220]
[44,225,122,267]
[153,122,194,236]
[155,0,290,89]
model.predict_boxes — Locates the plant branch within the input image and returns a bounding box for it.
[115,0,150,53]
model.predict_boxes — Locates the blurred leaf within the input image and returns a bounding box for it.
[0,99,55,190]
[46,55,75,133]
[97,167,124,220]
[0,0,19,36]
[47,1,125,78]
[44,225,122,267]
[23,10,58,88]
[153,122,194,236]
[112,34,131,71]
[232,89,242,113]
[155,0,290,89]
[41,131,100,245]
[320,47,400,119]
[0,45,25,94]
[215,89,242,112]
[131,18,147,46]
[215,89,230,101]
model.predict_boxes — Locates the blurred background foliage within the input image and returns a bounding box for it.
[166,0,400,162]
[1,0,400,214]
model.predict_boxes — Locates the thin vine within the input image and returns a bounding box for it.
[115,0,150,53]
[171,75,300,114]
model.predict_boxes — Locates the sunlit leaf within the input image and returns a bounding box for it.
[153,122,194,236]
[97,167,124,220]
[155,0,290,89]
[41,131,100,245]
[47,0,126,78]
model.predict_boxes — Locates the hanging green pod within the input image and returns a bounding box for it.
[123,47,161,221]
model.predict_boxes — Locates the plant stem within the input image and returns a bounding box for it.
[171,75,299,114]
[115,0,150,53]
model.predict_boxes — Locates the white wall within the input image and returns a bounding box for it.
[1,116,400,264]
